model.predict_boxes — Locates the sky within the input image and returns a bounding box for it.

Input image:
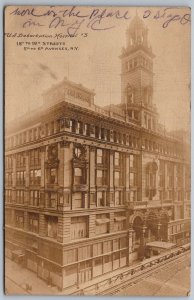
[5,6,191,132]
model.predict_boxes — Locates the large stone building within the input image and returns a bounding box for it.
[5,16,190,291]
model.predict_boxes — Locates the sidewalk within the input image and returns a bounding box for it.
[5,258,61,295]
[5,257,139,295]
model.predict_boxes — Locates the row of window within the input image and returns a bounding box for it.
[125,56,153,72]
[63,250,127,287]
[6,126,41,149]
[159,190,183,201]
[5,190,138,208]
[143,113,156,130]
[64,237,127,265]
[143,139,182,158]
[6,149,41,170]
[6,150,137,169]
[159,161,189,188]
[5,169,41,187]
[6,169,137,190]
[70,214,126,239]
[74,169,137,187]
[6,119,140,150]
[5,211,127,240]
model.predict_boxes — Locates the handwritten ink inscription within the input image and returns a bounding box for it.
[10,6,131,36]
[8,6,191,37]
[143,7,191,28]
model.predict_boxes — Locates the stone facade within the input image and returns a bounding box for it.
[5,16,190,291]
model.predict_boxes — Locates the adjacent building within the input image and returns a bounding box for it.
[5,16,190,291]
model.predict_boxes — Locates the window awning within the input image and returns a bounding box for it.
[96,218,110,225]
[114,216,126,222]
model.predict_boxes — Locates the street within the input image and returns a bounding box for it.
[118,252,190,296]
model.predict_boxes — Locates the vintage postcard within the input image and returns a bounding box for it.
[4,6,191,296]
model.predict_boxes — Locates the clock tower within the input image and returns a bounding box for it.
[120,15,158,130]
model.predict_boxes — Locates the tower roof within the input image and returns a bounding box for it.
[128,14,147,32]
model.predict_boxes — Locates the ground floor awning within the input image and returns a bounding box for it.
[146,241,176,250]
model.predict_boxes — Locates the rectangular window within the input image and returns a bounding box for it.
[114,152,120,166]
[96,214,109,235]
[47,192,57,209]
[130,154,137,168]
[104,255,112,272]
[114,219,125,231]
[113,239,119,251]
[48,168,57,184]
[78,246,91,261]
[30,169,41,185]
[6,156,13,169]
[65,265,77,287]
[97,149,103,164]
[93,243,103,256]
[15,211,24,229]
[96,191,106,207]
[16,171,26,186]
[29,213,39,234]
[169,190,173,200]
[103,241,112,253]
[115,191,123,205]
[6,172,13,186]
[16,190,24,204]
[159,174,165,188]
[114,171,120,186]
[30,190,40,206]
[64,249,77,265]
[130,190,137,202]
[120,237,127,248]
[120,250,127,267]
[159,190,163,201]
[6,190,12,203]
[95,126,100,139]
[72,192,83,209]
[16,153,26,168]
[130,172,136,187]
[93,257,103,277]
[71,217,88,240]
[46,216,58,238]
[96,169,106,186]
[113,252,120,270]
[74,168,83,185]
[77,122,83,134]
[85,124,90,136]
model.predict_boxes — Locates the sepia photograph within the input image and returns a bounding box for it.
[4,6,191,296]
